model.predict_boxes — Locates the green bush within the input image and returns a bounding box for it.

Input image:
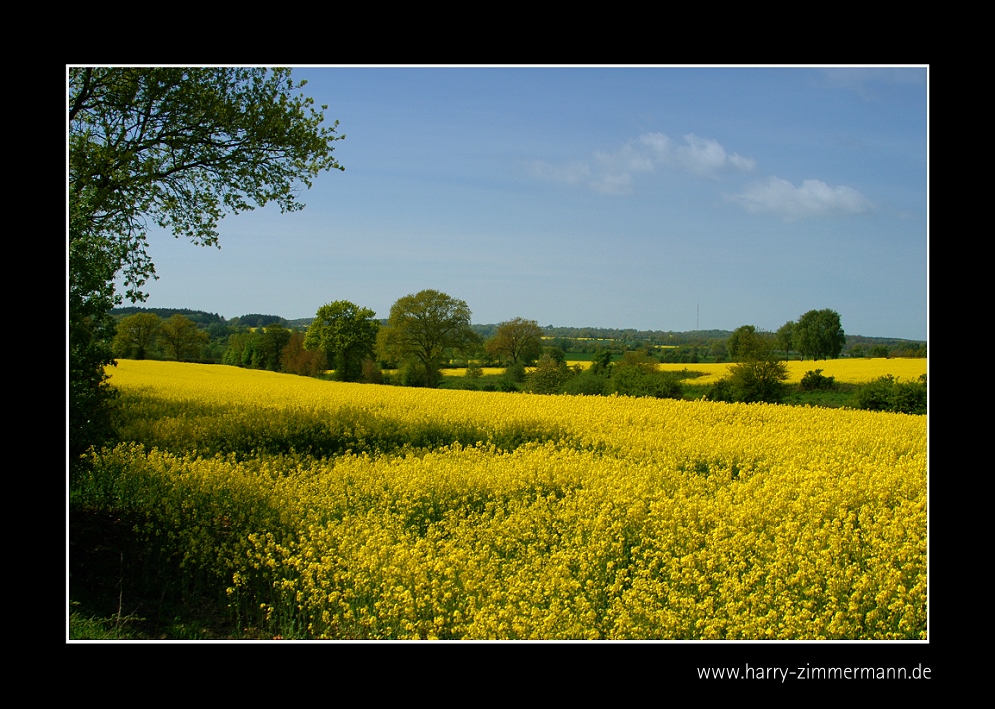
[398,361,429,387]
[707,359,788,404]
[609,368,683,399]
[562,369,610,396]
[853,375,926,415]
[800,369,836,392]
[527,356,572,395]
[732,359,788,403]
[704,377,736,403]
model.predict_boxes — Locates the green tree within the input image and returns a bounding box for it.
[485,317,543,365]
[69,67,344,464]
[255,323,293,371]
[776,320,795,359]
[709,332,788,404]
[376,290,479,388]
[113,312,161,359]
[795,309,846,360]
[159,314,209,361]
[727,325,759,361]
[222,330,253,367]
[69,192,121,466]
[708,340,728,363]
[527,354,572,394]
[590,349,614,374]
[304,301,380,382]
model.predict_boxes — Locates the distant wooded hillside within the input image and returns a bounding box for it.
[110,307,925,351]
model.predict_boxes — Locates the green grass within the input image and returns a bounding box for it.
[69,603,140,640]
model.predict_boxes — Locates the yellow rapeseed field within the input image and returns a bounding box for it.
[658,357,926,385]
[91,360,926,640]
[439,357,926,385]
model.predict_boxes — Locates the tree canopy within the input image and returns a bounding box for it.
[795,309,846,360]
[304,301,379,382]
[159,314,209,361]
[70,67,344,300]
[113,312,162,359]
[485,317,543,365]
[69,67,344,464]
[727,325,759,362]
[776,321,795,358]
[377,290,478,387]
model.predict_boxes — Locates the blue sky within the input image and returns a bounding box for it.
[135,66,927,340]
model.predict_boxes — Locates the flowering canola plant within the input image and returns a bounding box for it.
[86,360,926,640]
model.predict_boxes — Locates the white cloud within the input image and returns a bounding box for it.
[531,131,754,194]
[638,132,673,158]
[676,134,756,178]
[728,152,758,172]
[730,176,874,220]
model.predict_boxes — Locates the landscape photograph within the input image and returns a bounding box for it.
[69,66,928,666]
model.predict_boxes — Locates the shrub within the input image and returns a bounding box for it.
[361,358,384,384]
[610,368,683,399]
[729,359,789,403]
[891,376,927,414]
[562,369,610,396]
[853,375,926,415]
[704,377,736,403]
[527,355,572,395]
[399,361,429,387]
[800,369,836,392]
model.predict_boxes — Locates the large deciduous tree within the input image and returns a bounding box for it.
[377,290,479,388]
[304,301,380,382]
[69,67,344,464]
[113,312,162,359]
[159,315,209,361]
[795,309,846,360]
[727,325,759,362]
[485,317,543,365]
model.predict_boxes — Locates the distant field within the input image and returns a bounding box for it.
[441,367,507,377]
[438,358,927,385]
[665,358,926,386]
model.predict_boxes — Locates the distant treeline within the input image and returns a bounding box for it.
[112,307,225,326]
[541,326,733,344]
[110,307,926,359]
